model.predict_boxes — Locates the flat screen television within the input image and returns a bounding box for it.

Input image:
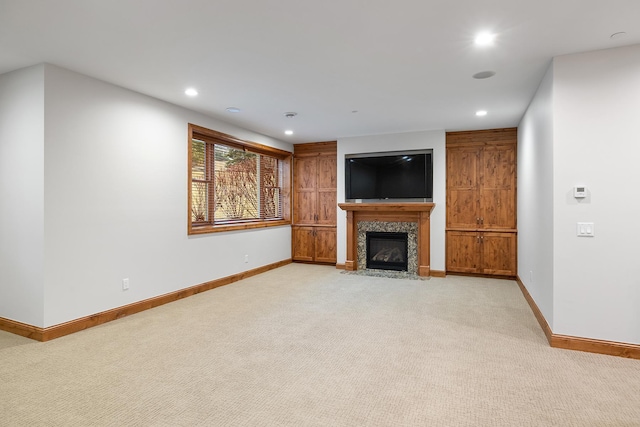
[345,149,433,201]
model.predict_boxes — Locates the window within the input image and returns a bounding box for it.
[188,124,291,234]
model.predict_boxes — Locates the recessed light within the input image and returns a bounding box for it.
[473,71,496,79]
[226,107,241,113]
[284,130,294,135]
[185,88,198,97]
[476,110,488,117]
[284,112,297,118]
[474,32,496,46]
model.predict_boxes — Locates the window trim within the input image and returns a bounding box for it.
[188,123,292,235]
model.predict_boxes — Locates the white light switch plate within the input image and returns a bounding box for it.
[577,222,595,237]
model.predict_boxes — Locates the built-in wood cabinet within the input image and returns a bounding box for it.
[446,128,517,277]
[292,226,337,264]
[446,230,516,276]
[292,141,337,264]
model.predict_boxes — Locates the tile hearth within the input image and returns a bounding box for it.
[340,269,429,280]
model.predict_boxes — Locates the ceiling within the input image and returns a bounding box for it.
[1,0,639,144]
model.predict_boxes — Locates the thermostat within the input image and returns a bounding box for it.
[574,186,587,198]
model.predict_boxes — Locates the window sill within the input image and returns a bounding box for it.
[189,219,291,235]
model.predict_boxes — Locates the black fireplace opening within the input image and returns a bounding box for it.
[366,232,409,271]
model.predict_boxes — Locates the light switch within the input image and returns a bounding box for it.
[577,222,595,237]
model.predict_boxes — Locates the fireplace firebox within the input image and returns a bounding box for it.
[366,232,409,271]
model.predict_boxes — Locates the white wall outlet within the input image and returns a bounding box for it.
[244,255,249,263]
[122,278,130,290]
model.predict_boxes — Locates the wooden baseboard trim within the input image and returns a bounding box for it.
[0,317,45,341]
[551,334,640,359]
[447,271,516,280]
[515,276,553,344]
[0,259,292,342]
[335,263,346,270]
[515,276,640,360]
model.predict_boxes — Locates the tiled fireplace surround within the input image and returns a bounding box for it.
[338,203,436,277]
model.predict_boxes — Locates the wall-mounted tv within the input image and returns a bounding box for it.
[345,149,433,202]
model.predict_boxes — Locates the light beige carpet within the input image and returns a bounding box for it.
[1,264,639,426]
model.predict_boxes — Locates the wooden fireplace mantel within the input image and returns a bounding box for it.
[338,203,435,277]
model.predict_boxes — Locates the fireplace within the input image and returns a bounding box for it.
[366,232,409,271]
[339,202,434,276]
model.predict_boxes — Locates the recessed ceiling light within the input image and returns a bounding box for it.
[474,32,496,46]
[185,88,198,97]
[473,71,496,79]
[284,112,298,118]
[284,130,294,135]
[226,107,241,113]
[476,110,488,117]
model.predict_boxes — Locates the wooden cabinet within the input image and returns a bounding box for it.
[446,129,517,277]
[293,153,336,225]
[446,231,516,276]
[292,142,337,264]
[447,145,481,229]
[292,226,337,264]
[447,143,515,230]
[480,144,516,230]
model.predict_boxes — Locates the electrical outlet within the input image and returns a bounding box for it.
[244,255,249,263]
[122,278,130,290]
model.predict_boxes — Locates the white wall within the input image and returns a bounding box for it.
[336,130,446,271]
[552,45,640,343]
[517,63,555,328]
[1,64,293,328]
[0,65,46,326]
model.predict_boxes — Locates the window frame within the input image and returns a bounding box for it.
[188,123,292,235]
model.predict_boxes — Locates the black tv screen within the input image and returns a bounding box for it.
[345,150,433,201]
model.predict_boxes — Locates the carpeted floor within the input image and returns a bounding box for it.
[1,263,639,426]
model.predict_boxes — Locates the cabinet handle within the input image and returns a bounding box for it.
[480,217,484,224]
[476,217,480,224]
[477,235,480,243]
[481,235,484,243]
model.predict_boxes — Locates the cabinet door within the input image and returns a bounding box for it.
[317,190,336,225]
[317,154,337,225]
[481,145,516,229]
[315,227,337,264]
[294,156,318,190]
[447,147,481,229]
[481,232,516,276]
[317,154,337,189]
[446,231,480,273]
[292,227,315,262]
[294,156,318,224]
[294,192,317,224]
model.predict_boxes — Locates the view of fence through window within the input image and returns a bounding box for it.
[191,138,281,224]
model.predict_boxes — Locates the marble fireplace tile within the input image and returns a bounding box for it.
[356,221,418,274]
